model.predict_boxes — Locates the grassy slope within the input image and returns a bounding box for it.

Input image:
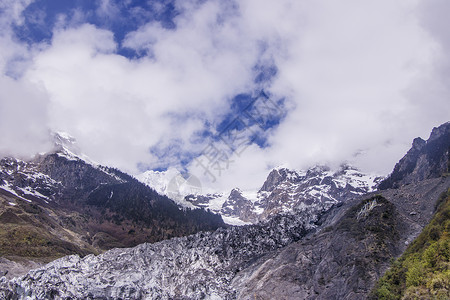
[0,191,98,263]
[369,188,450,300]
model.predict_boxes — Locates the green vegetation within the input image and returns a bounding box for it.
[369,188,450,300]
[0,224,88,259]
[0,192,98,262]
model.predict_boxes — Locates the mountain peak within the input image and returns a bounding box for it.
[49,131,96,165]
[259,168,301,193]
[411,137,426,151]
[379,121,450,189]
[53,131,76,146]
[429,121,450,142]
[305,165,330,177]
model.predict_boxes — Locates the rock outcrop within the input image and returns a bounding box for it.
[379,122,450,189]
[233,177,450,299]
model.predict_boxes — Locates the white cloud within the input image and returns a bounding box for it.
[0,0,53,158]
[25,2,261,173]
[186,0,449,190]
[266,1,438,169]
[96,0,120,21]
[0,0,34,27]
[0,74,52,158]
[1,0,449,192]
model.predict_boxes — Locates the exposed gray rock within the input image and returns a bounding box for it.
[221,189,257,222]
[186,193,222,208]
[181,165,382,224]
[255,165,382,221]
[0,258,44,281]
[379,121,450,189]
[138,163,382,225]
[1,177,447,300]
[232,177,450,300]
[0,206,321,299]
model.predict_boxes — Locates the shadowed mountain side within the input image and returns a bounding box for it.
[232,177,450,299]
[0,151,225,278]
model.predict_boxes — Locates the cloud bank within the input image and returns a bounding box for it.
[0,0,449,191]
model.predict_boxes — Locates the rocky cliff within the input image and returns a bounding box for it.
[233,177,450,299]
[379,121,450,189]
[166,165,382,224]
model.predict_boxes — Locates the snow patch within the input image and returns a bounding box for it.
[221,215,251,226]
[0,183,32,203]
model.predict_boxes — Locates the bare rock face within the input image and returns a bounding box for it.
[185,194,218,208]
[255,165,381,221]
[259,168,301,193]
[180,165,382,224]
[232,177,450,300]
[137,162,381,225]
[221,189,257,222]
[379,121,450,189]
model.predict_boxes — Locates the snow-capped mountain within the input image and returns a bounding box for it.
[51,132,98,165]
[0,133,225,277]
[2,122,449,300]
[137,164,383,224]
[0,132,121,204]
[252,165,382,221]
[135,168,202,209]
[135,168,182,197]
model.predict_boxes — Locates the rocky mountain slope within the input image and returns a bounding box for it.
[232,122,450,299]
[139,165,382,224]
[0,122,448,299]
[1,177,447,299]
[379,121,450,189]
[234,177,449,299]
[0,209,319,299]
[369,187,450,299]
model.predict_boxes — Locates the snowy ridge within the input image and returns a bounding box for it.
[54,132,126,183]
[0,158,61,203]
[250,165,382,222]
[0,132,128,203]
[136,168,199,209]
[137,164,383,225]
[135,168,182,197]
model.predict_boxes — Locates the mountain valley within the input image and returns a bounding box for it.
[0,122,448,299]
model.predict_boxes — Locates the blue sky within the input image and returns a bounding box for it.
[1,0,449,190]
[14,0,178,56]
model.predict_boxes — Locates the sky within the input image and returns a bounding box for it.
[0,0,449,192]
